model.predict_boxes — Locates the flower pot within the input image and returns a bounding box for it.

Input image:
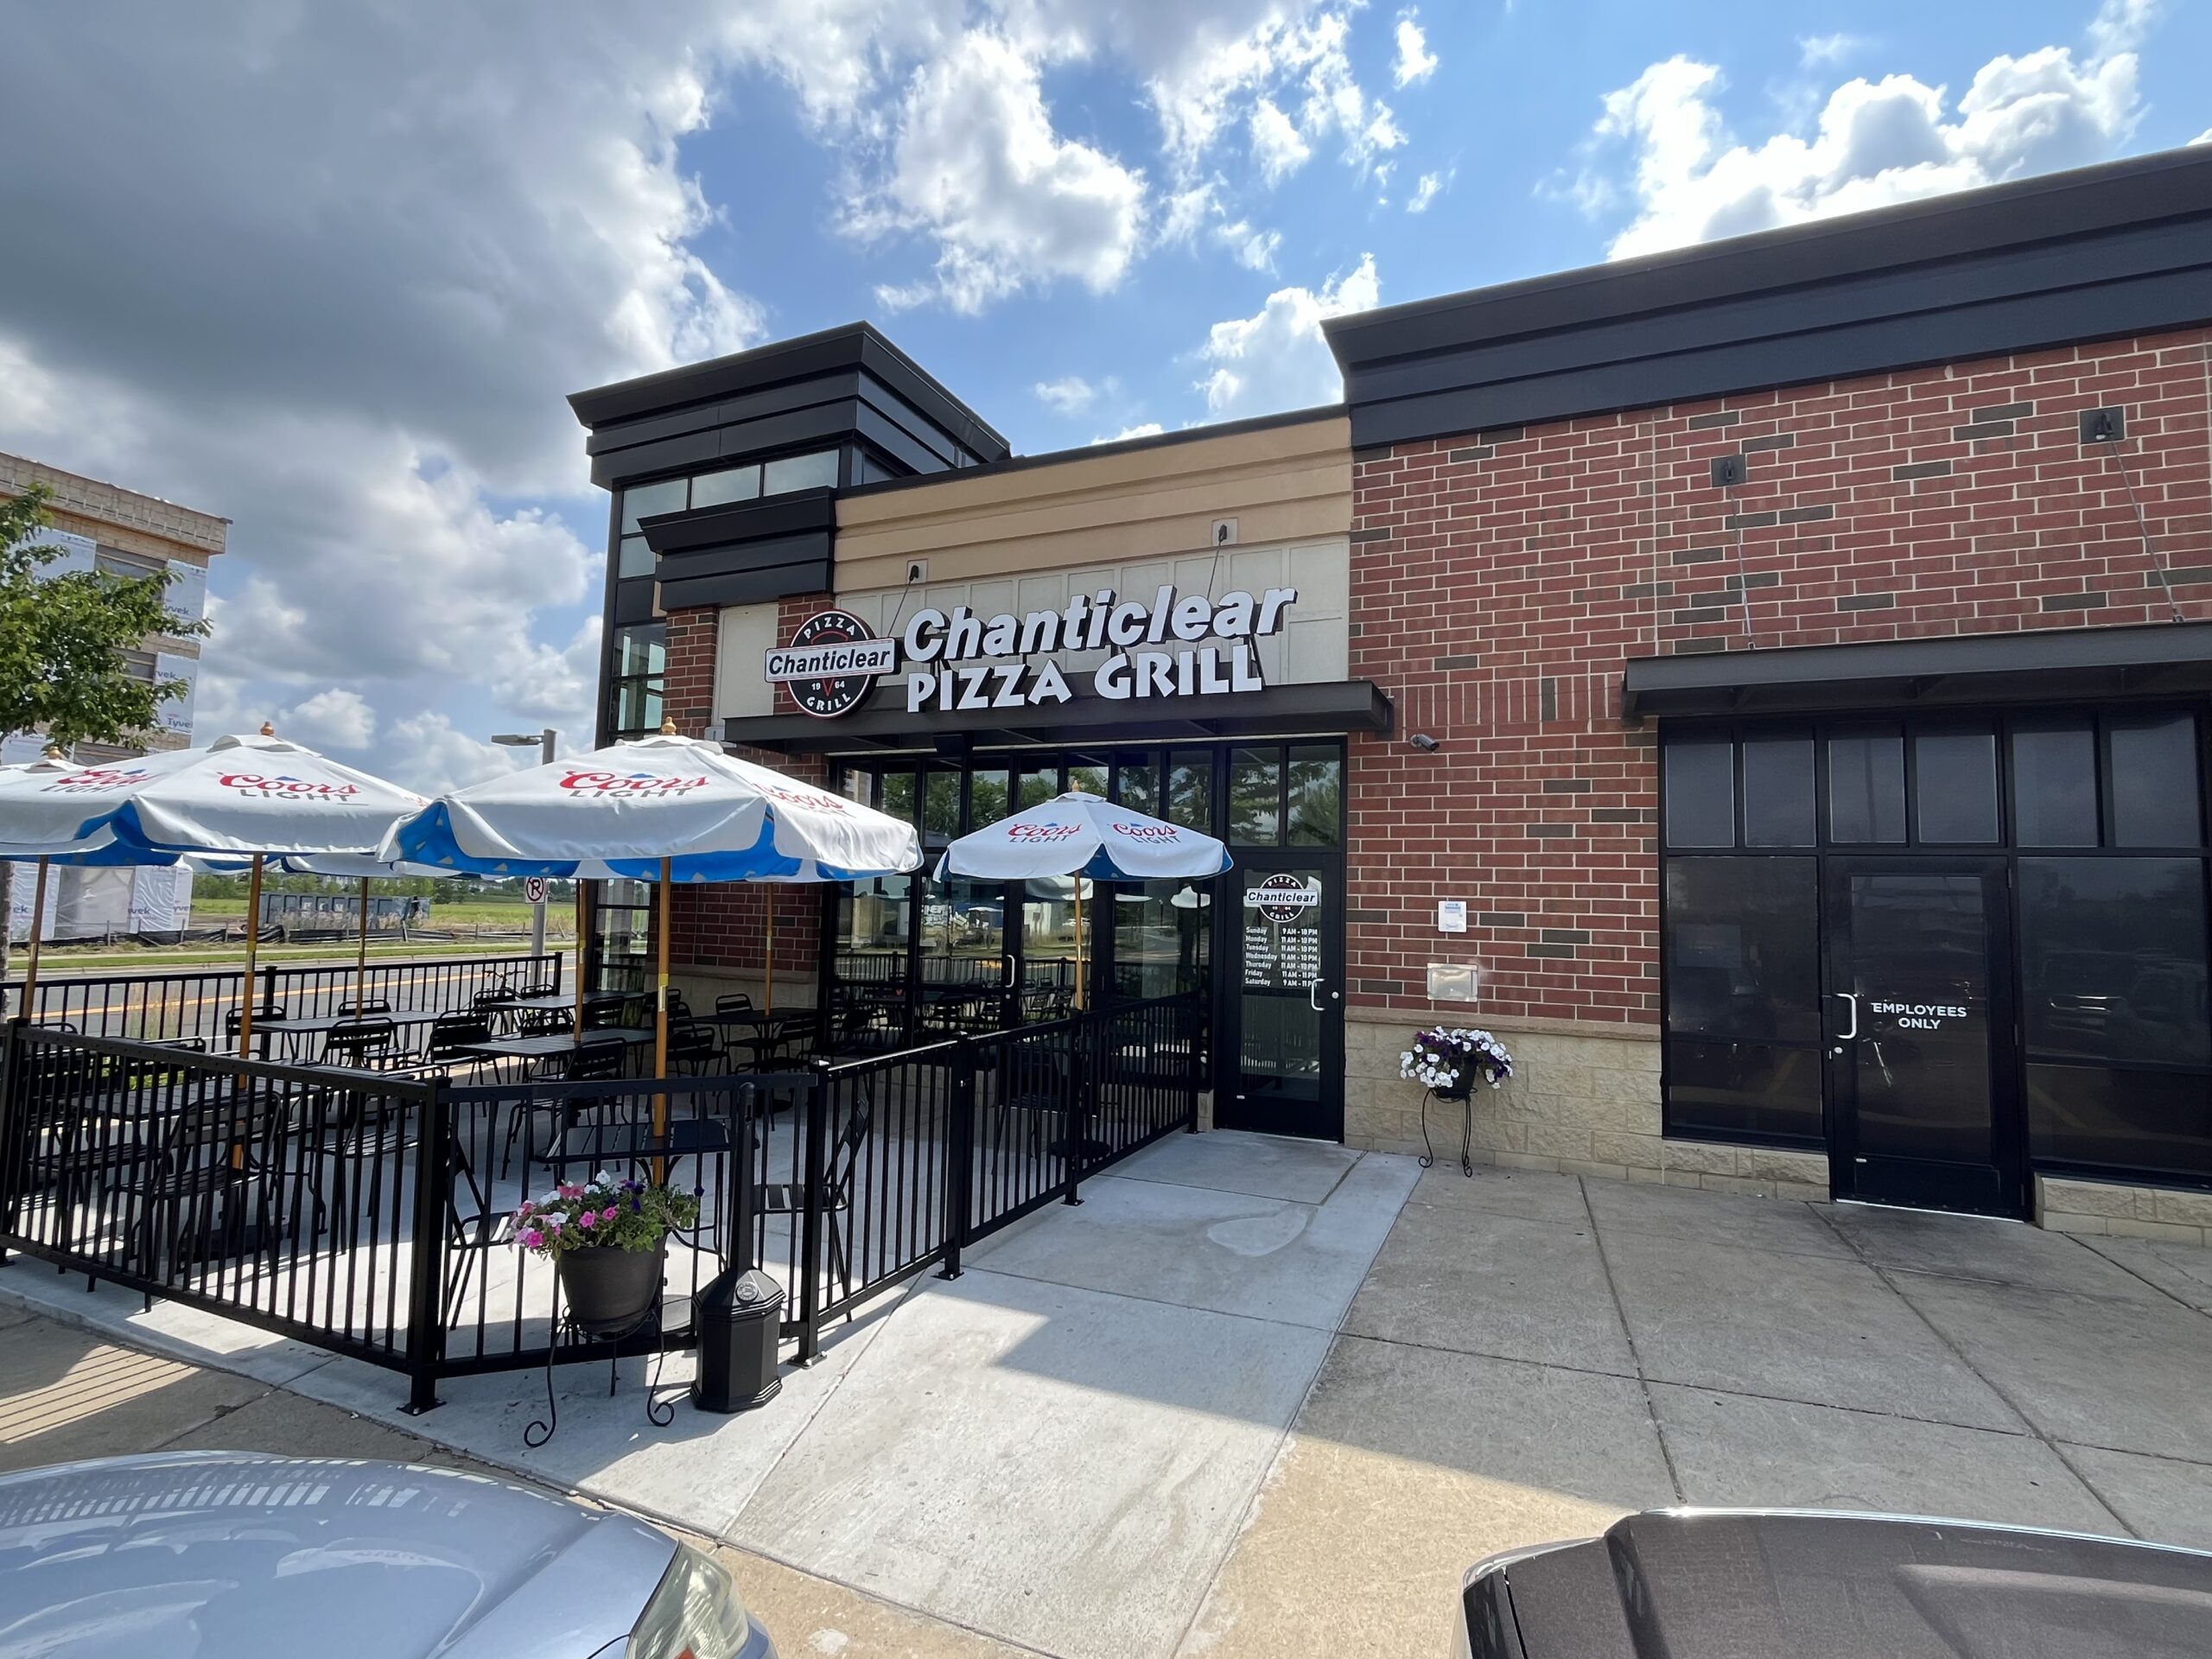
[556,1243,664,1337]
[1432,1077,1473,1103]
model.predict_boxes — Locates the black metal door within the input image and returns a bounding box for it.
[1824,859,2024,1217]
[1221,853,1344,1140]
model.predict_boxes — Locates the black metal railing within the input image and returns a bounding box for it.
[0,987,1204,1403]
[4,953,564,1048]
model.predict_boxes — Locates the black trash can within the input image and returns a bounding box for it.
[692,1267,784,1413]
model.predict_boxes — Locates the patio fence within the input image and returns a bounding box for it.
[2,952,564,1048]
[0,988,1203,1407]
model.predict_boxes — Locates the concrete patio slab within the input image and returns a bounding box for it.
[292,1297,900,1541]
[1599,1231,2023,1430]
[0,1267,342,1389]
[1584,1177,1856,1260]
[1178,1334,1677,1659]
[2084,1236,2212,1314]
[1647,1383,2122,1533]
[2058,1444,2212,1553]
[1889,1274,2212,1462]
[961,1151,1416,1330]
[728,1269,1331,1659]
[1821,1205,2170,1302]
[1111,1129,1363,1204]
[1343,1200,1638,1375]
[1402,1163,1594,1228]
[0,1319,264,1475]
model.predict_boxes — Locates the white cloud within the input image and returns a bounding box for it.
[1797,33,1866,69]
[1394,14,1437,86]
[1249,99,1313,183]
[1197,252,1378,419]
[277,688,377,753]
[383,712,538,798]
[848,30,1148,313]
[2196,127,2212,144]
[1406,169,1446,213]
[1093,422,1166,443]
[1217,220,1282,270]
[2086,0,2158,59]
[1574,3,2154,261]
[1035,375,1102,414]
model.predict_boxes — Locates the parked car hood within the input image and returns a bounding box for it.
[1470,1510,2212,1659]
[0,1452,677,1659]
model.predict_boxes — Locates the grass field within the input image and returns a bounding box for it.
[189,897,557,930]
[28,938,575,973]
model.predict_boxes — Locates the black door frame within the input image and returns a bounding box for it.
[1219,848,1347,1141]
[1823,855,2026,1217]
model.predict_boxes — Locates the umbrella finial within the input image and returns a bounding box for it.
[659,717,678,735]
[259,721,276,736]
[41,744,64,760]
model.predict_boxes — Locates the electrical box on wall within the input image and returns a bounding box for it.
[1427,963,1479,1002]
[1211,517,1239,548]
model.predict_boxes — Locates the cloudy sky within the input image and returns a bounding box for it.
[1,0,2204,793]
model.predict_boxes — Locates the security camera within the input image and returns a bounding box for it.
[1410,733,1441,753]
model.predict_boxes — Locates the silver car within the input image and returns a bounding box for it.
[0,1452,775,1658]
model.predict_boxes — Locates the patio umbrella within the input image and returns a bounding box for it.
[934,791,1230,1008]
[0,728,426,1053]
[379,728,921,1117]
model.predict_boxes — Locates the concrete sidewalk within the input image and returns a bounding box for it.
[5,1133,2211,1658]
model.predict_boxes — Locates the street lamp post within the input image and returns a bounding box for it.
[491,728,556,962]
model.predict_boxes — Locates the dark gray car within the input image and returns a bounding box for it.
[0,1452,774,1657]
[1457,1508,2212,1658]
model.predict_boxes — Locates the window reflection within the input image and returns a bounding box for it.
[1110,880,1211,1000]
[1228,748,1280,845]
[1827,728,1905,843]
[2018,858,2210,1066]
[1167,753,1212,830]
[1287,745,1343,847]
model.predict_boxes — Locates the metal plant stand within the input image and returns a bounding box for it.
[523,1288,676,1448]
[1420,1088,1475,1179]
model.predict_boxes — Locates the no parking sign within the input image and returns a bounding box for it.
[523,877,548,904]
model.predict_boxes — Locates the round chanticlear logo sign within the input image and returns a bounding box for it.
[765,610,898,720]
[1246,873,1319,925]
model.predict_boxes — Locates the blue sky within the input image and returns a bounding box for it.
[0,0,2204,792]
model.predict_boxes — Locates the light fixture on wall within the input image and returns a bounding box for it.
[1409,733,1441,753]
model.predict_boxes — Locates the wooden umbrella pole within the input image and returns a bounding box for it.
[763,898,773,1014]
[652,856,671,1143]
[353,876,370,1012]
[573,877,588,1040]
[237,854,265,1058]
[20,857,49,1014]
[1072,879,1084,1011]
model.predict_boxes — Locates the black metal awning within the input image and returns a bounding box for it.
[719,677,1394,755]
[1624,622,2212,718]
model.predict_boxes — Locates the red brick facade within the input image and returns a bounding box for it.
[1345,327,2212,1027]
[658,594,834,984]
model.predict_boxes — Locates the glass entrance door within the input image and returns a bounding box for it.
[1825,861,2022,1216]
[1223,854,1344,1140]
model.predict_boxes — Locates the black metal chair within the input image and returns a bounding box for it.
[582,998,629,1031]
[127,1084,295,1282]
[515,981,559,999]
[995,1039,1071,1154]
[471,987,518,1020]
[222,1004,289,1057]
[664,1018,721,1077]
[514,1005,570,1037]
[418,1013,493,1074]
[715,992,754,1019]
[336,998,391,1017]
[319,1017,397,1071]
[501,1041,626,1176]
[757,1102,873,1306]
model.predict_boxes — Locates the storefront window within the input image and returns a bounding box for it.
[606,622,665,737]
[1111,880,1211,1000]
[2012,723,2097,847]
[1663,739,1733,848]
[1663,855,1822,1142]
[1069,761,1108,798]
[1228,748,1281,844]
[1167,752,1212,832]
[592,877,654,992]
[1020,878,1083,1018]
[877,771,917,826]
[923,772,960,842]
[918,877,1007,1034]
[1287,745,1343,848]
[1914,729,1999,844]
[969,769,1010,830]
[1017,768,1059,811]
[2018,858,2209,1066]
[1741,734,1815,848]
[1827,728,1905,843]
[1115,755,1159,815]
[2109,715,2201,847]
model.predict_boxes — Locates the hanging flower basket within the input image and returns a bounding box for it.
[1399,1027,1515,1103]
[513,1173,699,1338]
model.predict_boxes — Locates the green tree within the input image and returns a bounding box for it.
[1,483,212,970]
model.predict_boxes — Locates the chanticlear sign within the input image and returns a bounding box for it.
[765,586,1297,719]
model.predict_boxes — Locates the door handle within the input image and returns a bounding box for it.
[1309,982,1326,1013]
[1834,991,1859,1040]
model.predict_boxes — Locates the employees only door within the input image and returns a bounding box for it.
[1224,855,1344,1140]
[1825,861,2022,1217]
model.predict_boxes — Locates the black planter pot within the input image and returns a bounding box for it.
[1432,1078,1474,1103]
[556,1243,664,1337]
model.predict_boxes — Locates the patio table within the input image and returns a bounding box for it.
[249,1008,452,1063]
[455,1028,656,1064]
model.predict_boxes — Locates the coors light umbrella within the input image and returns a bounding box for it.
[379,728,921,1098]
[0,728,427,1052]
[933,791,1231,1008]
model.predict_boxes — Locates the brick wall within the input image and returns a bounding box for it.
[658,595,833,987]
[1346,327,2212,1030]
